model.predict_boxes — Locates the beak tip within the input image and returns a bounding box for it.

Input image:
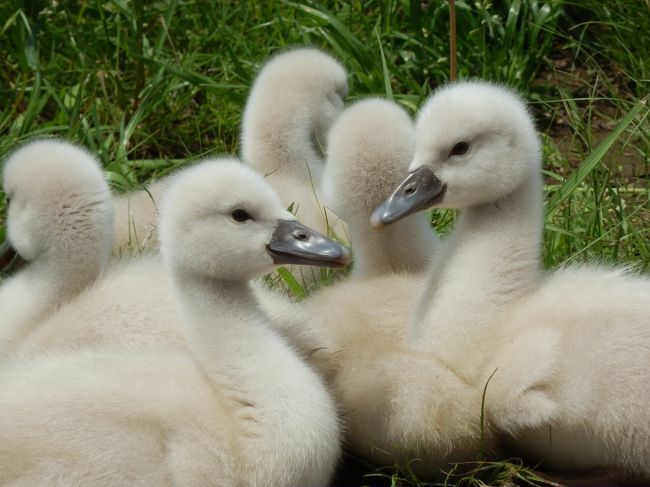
[370,167,445,228]
[369,207,387,231]
[338,246,352,266]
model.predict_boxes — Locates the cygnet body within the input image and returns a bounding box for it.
[17,254,183,354]
[258,100,483,475]
[373,81,650,478]
[0,140,113,354]
[503,264,650,476]
[0,159,346,486]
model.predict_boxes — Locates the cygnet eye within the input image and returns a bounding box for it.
[231,209,253,223]
[449,141,470,157]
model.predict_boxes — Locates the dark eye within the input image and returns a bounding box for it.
[449,141,469,156]
[231,209,253,222]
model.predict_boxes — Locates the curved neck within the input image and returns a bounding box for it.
[170,266,335,457]
[411,170,543,371]
[243,111,325,184]
[173,271,260,351]
[0,255,106,354]
[351,215,438,278]
[171,270,286,395]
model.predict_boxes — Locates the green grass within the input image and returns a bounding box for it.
[1,0,649,485]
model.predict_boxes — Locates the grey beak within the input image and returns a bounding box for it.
[370,166,446,229]
[0,240,27,277]
[266,220,351,268]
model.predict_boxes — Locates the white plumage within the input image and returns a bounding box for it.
[375,81,650,478]
[0,160,342,486]
[0,140,113,355]
[257,99,483,476]
[321,98,438,276]
[241,47,349,285]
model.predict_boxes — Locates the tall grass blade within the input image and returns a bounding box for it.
[546,98,648,218]
[276,266,307,299]
[375,28,393,100]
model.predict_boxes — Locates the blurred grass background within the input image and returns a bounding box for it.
[0,1,649,483]
[1,0,648,272]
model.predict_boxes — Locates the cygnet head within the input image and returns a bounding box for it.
[322,98,415,228]
[241,47,348,179]
[1,140,113,274]
[159,159,350,282]
[371,82,540,227]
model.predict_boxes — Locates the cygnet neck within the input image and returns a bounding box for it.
[170,268,294,399]
[169,263,341,487]
[172,270,261,346]
[267,119,324,184]
[351,215,436,278]
[410,169,543,379]
[0,247,107,354]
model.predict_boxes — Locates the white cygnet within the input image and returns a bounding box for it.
[256,99,484,476]
[373,81,650,479]
[0,159,347,486]
[241,47,349,285]
[0,140,113,355]
[322,97,438,277]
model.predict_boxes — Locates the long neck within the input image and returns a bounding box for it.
[411,171,543,375]
[243,109,325,184]
[0,256,104,354]
[173,271,260,366]
[173,268,339,485]
[171,270,302,404]
[351,215,439,278]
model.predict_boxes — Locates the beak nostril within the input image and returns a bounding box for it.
[295,232,308,241]
[404,185,415,195]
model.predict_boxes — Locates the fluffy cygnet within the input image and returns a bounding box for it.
[373,81,650,478]
[111,47,349,267]
[373,81,544,381]
[257,101,485,476]
[241,47,347,191]
[322,98,439,277]
[0,140,113,355]
[0,159,348,486]
[241,47,349,285]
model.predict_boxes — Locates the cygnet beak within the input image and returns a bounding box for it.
[266,220,351,268]
[370,166,446,229]
[0,240,27,277]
